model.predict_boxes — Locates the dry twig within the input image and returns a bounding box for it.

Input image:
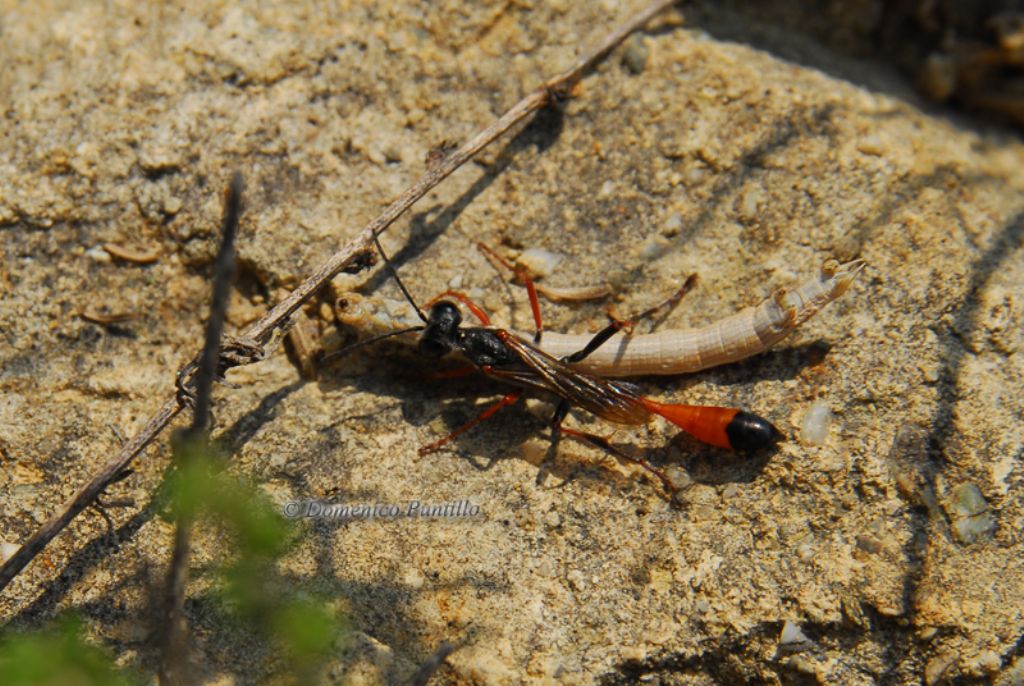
[410,641,458,686]
[158,173,243,685]
[0,0,679,594]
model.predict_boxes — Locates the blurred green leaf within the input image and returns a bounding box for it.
[158,435,347,680]
[0,615,140,686]
[273,597,345,665]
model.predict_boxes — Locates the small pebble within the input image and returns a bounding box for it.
[367,145,386,165]
[662,212,684,237]
[947,482,995,544]
[401,566,425,589]
[799,400,833,446]
[924,651,957,686]
[855,534,883,555]
[1,541,19,563]
[738,187,762,222]
[857,135,886,157]
[638,234,670,261]
[918,357,940,384]
[919,52,957,101]
[383,144,404,163]
[963,650,1001,677]
[162,195,183,215]
[621,36,648,74]
[520,438,548,467]
[567,569,586,591]
[543,510,561,528]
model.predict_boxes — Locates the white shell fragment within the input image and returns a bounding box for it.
[517,248,565,278]
[800,400,834,446]
[1,541,19,563]
[779,620,815,653]
[85,244,112,263]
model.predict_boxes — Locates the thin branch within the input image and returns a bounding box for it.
[189,173,244,435]
[159,173,244,686]
[0,0,679,594]
[410,641,457,686]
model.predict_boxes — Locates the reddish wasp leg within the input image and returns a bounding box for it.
[638,399,783,451]
[425,290,491,325]
[542,400,675,494]
[417,390,523,456]
[565,274,699,365]
[558,426,676,495]
[478,243,610,302]
[430,366,477,380]
[476,243,544,342]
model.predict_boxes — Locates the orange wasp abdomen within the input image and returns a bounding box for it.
[639,399,783,451]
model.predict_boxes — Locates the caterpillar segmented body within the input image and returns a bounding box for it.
[335,258,865,377]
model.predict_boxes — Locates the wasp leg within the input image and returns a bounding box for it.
[558,426,676,497]
[535,400,571,486]
[563,274,698,364]
[418,391,522,456]
[477,243,545,343]
[430,365,477,381]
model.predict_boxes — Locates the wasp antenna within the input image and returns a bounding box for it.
[372,232,429,324]
[321,325,425,364]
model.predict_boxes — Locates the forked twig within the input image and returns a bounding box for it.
[0,0,679,594]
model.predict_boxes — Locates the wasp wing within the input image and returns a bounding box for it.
[487,334,649,426]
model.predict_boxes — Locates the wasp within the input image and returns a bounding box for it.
[329,236,864,495]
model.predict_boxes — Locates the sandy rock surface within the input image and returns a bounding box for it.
[2,1,1022,684]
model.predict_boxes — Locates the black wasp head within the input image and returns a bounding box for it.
[418,301,462,358]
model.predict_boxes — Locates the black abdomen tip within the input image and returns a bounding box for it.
[725,411,784,451]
